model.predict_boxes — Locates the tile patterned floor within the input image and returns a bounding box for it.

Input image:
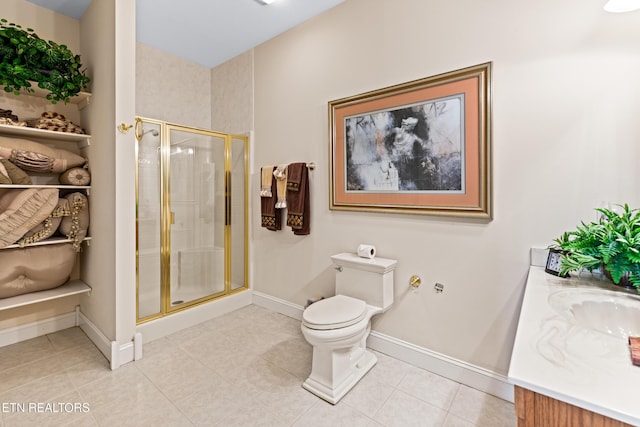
[0,305,516,426]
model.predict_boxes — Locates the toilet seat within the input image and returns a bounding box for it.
[302,295,367,330]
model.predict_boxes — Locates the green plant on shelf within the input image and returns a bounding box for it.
[0,18,90,104]
[553,204,640,288]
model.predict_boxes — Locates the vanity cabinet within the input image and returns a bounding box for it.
[515,386,632,427]
[509,265,640,427]
[0,91,92,311]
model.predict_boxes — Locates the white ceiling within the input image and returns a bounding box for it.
[26,0,345,68]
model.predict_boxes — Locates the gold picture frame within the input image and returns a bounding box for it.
[329,62,492,219]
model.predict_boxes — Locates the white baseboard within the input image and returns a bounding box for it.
[136,289,252,344]
[367,331,514,402]
[0,311,77,348]
[252,291,305,320]
[252,291,514,403]
[76,310,110,361]
[0,308,133,370]
[77,310,135,370]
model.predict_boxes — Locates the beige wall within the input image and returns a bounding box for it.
[78,0,136,346]
[246,0,640,375]
[210,51,254,135]
[77,0,123,342]
[1,0,80,52]
[136,43,212,129]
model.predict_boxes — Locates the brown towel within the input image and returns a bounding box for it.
[261,166,281,231]
[286,162,310,235]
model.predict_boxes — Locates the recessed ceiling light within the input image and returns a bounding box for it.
[255,0,278,5]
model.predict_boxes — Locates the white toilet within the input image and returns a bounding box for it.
[301,252,397,404]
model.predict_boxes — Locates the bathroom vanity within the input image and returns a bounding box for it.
[509,265,640,427]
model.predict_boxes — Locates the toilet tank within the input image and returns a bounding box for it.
[331,252,397,311]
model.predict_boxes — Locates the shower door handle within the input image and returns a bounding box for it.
[225,171,231,226]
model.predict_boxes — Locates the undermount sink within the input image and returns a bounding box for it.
[548,289,640,340]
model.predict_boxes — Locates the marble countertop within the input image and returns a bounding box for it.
[508,266,640,425]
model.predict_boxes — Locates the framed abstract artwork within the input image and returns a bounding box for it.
[329,62,492,219]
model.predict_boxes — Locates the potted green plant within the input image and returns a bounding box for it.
[0,18,90,104]
[552,204,640,289]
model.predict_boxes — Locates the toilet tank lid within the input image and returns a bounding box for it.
[331,252,397,274]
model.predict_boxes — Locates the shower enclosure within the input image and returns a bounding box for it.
[135,117,248,323]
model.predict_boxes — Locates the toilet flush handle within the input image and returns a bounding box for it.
[334,265,343,272]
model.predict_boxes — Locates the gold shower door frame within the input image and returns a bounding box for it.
[135,117,249,324]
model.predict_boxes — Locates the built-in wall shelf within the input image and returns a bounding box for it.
[0,184,91,191]
[2,236,92,250]
[0,280,91,312]
[14,86,91,110]
[0,123,91,145]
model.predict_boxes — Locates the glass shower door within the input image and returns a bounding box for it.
[136,117,249,324]
[167,125,226,309]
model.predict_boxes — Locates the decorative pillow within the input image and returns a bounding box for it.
[0,159,32,185]
[59,167,91,186]
[0,136,86,173]
[19,198,70,246]
[0,161,10,184]
[0,188,59,247]
[59,192,89,251]
[0,243,77,298]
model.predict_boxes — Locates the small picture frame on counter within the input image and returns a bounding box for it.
[545,248,568,277]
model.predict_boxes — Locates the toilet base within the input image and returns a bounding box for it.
[302,349,377,404]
